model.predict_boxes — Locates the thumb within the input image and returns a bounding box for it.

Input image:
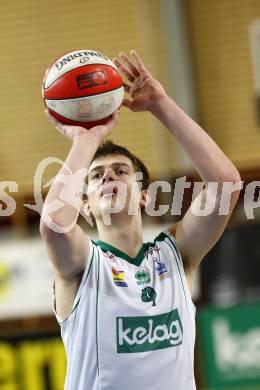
[122,99,133,110]
[105,110,120,130]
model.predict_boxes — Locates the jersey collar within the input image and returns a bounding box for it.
[95,240,150,266]
[95,232,168,266]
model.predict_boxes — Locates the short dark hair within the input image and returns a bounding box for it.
[91,140,150,189]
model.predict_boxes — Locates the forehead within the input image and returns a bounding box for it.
[89,154,135,172]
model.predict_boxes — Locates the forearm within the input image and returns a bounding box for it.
[150,95,240,183]
[41,134,100,228]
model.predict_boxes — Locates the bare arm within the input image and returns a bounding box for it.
[150,96,241,279]
[114,50,241,291]
[40,111,119,319]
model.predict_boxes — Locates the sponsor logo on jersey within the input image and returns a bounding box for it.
[116,308,183,353]
[141,286,157,306]
[154,258,170,281]
[105,251,116,262]
[148,246,169,281]
[135,270,150,285]
[112,267,128,287]
[148,246,160,256]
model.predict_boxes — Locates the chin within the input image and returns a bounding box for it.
[99,202,132,218]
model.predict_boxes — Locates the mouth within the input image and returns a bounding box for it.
[101,185,118,197]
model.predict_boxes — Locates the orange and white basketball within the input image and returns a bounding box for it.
[42,50,124,129]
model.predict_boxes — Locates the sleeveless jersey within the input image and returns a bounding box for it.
[53,230,197,390]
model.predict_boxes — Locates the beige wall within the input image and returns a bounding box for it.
[0,0,175,196]
[2,0,257,200]
[187,0,260,171]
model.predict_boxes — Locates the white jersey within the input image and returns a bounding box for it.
[53,230,197,390]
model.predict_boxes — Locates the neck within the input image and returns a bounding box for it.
[96,213,143,258]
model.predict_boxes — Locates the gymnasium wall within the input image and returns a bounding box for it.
[1,2,260,389]
[1,0,260,197]
[187,0,260,171]
[0,0,176,197]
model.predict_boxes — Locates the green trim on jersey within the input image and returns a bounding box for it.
[96,247,100,376]
[95,232,168,266]
[57,247,95,325]
[164,237,190,316]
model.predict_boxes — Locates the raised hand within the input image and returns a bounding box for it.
[113,50,167,112]
[44,109,120,143]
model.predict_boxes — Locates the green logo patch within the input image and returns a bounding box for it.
[135,270,150,285]
[141,286,157,306]
[116,308,183,353]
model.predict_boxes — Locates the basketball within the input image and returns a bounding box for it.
[42,50,124,129]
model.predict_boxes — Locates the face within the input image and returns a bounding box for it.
[85,154,146,223]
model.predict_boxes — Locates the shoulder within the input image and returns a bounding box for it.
[145,229,181,259]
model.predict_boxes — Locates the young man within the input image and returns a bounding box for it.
[40,50,241,390]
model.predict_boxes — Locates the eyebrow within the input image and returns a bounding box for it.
[88,162,132,176]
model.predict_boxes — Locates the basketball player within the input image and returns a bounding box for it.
[40,50,241,390]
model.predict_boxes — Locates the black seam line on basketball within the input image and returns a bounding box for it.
[44,63,120,89]
[45,85,123,101]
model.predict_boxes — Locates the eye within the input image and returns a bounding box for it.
[92,173,102,180]
[118,169,127,175]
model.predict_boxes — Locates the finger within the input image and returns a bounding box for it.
[45,109,82,140]
[113,57,135,82]
[123,82,131,94]
[90,110,120,138]
[119,52,139,77]
[56,124,71,137]
[98,110,120,130]
[122,99,133,110]
[45,109,71,137]
[110,110,120,127]
[44,108,57,124]
[109,109,120,124]
[130,50,150,74]
[45,109,63,129]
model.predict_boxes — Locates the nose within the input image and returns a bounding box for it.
[101,168,114,184]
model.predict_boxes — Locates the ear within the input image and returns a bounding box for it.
[82,198,92,217]
[80,198,95,227]
[140,189,151,208]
